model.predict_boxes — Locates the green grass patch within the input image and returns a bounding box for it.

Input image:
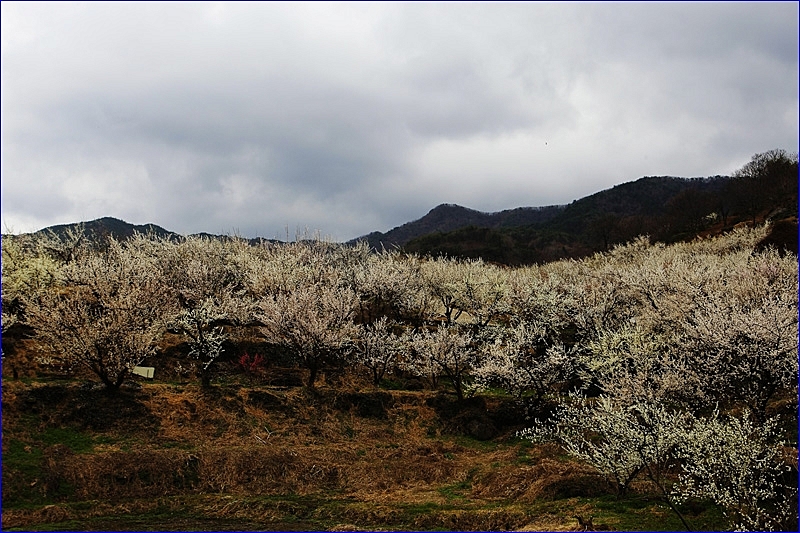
[4,438,45,476]
[401,500,448,515]
[378,377,405,390]
[524,494,727,532]
[2,426,121,508]
[437,480,472,501]
[448,434,502,451]
[2,438,48,507]
[38,427,111,454]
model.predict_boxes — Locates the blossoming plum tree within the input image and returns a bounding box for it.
[675,410,797,531]
[24,236,170,390]
[407,323,476,401]
[257,282,359,388]
[473,320,575,404]
[160,236,249,387]
[354,316,407,386]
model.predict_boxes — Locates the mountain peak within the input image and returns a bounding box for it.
[431,203,468,210]
[428,203,487,216]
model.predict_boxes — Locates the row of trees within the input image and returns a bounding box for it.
[9,224,793,406]
[2,219,797,530]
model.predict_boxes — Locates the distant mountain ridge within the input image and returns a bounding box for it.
[399,172,797,265]
[16,216,278,247]
[8,175,722,247]
[11,166,796,265]
[392,176,736,264]
[353,203,565,250]
[542,175,729,233]
[32,217,180,242]
[351,175,728,251]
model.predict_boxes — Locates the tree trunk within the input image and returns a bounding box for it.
[101,376,122,392]
[307,365,319,388]
[454,376,464,401]
[96,366,121,391]
[644,462,692,531]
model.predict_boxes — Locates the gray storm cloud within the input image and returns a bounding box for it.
[2,2,797,240]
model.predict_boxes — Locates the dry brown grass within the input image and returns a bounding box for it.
[3,378,684,531]
[4,380,484,497]
[472,458,612,503]
[1,498,166,530]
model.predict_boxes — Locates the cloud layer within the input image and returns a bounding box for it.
[2,2,797,240]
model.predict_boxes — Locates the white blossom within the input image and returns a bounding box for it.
[23,237,170,389]
[407,323,476,400]
[257,283,359,387]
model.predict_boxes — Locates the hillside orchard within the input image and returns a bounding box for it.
[2,220,797,531]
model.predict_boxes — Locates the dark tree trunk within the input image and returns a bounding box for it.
[455,381,464,402]
[100,374,123,392]
[307,365,319,388]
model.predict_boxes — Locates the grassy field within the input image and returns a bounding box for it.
[1,373,725,531]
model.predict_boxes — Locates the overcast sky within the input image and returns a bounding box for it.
[2,2,797,241]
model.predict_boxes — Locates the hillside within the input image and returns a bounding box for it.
[352,175,740,261]
[1,375,728,532]
[404,172,798,265]
[398,176,726,264]
[2,216,795,531]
